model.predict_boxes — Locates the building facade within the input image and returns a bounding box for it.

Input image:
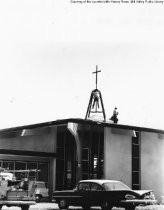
[0,118,163,199]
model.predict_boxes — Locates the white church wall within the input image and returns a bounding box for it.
[141,131,164,200]
[104,127,132,188]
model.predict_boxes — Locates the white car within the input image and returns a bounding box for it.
[35,181,49,202]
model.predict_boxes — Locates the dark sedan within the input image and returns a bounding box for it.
[52,179,157,210]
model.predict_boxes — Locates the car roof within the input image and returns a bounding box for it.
[79,179,122,185]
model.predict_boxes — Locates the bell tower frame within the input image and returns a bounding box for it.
[85,65,106,121]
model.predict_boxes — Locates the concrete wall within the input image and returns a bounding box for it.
[104,127,132,188]
[0,127,57,153]
[141,131,164,199]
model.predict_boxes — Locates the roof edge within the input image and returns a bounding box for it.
[0,118,164,135]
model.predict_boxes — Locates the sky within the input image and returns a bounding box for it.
[0,0,164,130]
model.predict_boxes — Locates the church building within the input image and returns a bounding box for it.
[0,66,163,200]
[0,118,163,200]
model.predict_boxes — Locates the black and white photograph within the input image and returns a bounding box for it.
[0,1,164,210]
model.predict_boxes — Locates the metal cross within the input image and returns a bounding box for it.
[92,65,101,89]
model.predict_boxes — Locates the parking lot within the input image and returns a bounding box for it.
[1,203,164,210]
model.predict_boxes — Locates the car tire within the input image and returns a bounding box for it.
[101,201,113,210]
[58,199,69,209]
[35,194,42,202]
[21,205,29,210]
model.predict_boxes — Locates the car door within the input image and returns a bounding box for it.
[76,182,91,206]
[89,182,104,206]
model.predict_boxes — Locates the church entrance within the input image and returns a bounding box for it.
[56,128,76,190]
[55,125,104,190]
[81,129,104,180]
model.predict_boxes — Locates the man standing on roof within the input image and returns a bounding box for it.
[110,107,119,123]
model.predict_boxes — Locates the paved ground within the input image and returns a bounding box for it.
[1,203,164,210]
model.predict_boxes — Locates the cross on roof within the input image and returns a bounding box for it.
[92,65,101,89]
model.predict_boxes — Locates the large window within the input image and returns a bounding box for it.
[56,128,76,190]
[2,161,14,170]
[82,129,104,180]
[1,160,49,185]
[15,161,26,180]
[38,162,49,183]
[132,132,140,190]
[27,162,37,180]
[56,126,104,190]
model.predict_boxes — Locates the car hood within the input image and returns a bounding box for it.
[133,190,152,196]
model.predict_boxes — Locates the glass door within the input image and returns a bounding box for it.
[65,146,76,189]
[56,129,76,190]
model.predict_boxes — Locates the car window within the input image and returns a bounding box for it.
[36,183,45,188]
[103,181,130,191]
[114,182,130,190]
[78,182,90,191]
[91,183,104,191]
[103,182,114,191]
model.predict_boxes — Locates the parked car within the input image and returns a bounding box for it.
[52,179,157,210]
[35,181,49,202]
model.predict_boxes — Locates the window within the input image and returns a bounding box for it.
[0,160,49,186]
[38,162,49,183]
[2,161,14,170]
[90,131,104,179]
[36,182,46,188]
[82,174,89,180]
[82,161,89,173]
[103,182,114,191]
[82,132,90,180]
[91,183,103,191]
[15,161,26,179]
[82,148,89,161]
[82,130,104,179]
[27,162,37,180]
[56,129,76,190]
[78,182,90,191]
[114,182,131,190]
[132,132,140,190]
[103,182,130,191]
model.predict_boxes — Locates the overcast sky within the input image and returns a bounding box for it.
[0,0,164,130]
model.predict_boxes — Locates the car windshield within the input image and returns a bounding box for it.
[36,183,45,188]
[102,181,131,191]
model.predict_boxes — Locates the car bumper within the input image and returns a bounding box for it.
[0,201,36,205]
[121,199,157,205]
